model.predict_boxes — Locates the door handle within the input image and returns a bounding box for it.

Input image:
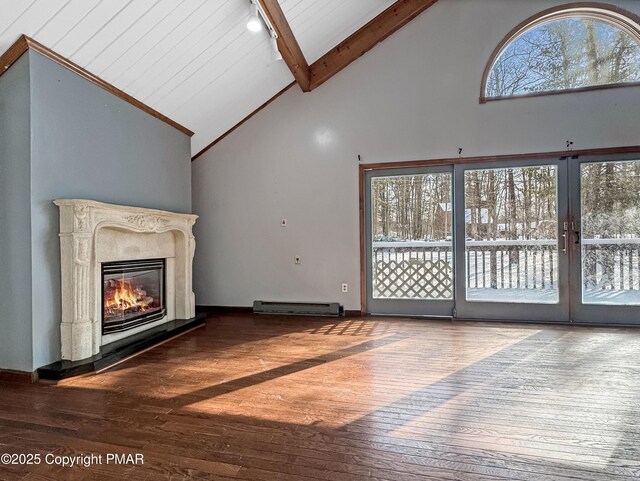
[574,231,581,245]
[561,232,568,253]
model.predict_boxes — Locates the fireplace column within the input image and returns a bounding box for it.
[58,204,98,360]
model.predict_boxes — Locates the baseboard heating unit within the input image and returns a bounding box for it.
[253,301,343,317]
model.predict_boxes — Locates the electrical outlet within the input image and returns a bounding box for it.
[281,219,287,227]
[342,283,348,293]
[294,255,301,264]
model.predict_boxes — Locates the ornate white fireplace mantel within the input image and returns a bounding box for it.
[54,199,198,361]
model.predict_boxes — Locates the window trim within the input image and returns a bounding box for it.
[479,2,640,104]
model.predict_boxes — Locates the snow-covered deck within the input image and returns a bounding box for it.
[466,288,640,305]
[375,288,640,305]
[372,240,640,305]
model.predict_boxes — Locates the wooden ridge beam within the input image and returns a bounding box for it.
[192,0,440,160]
[259,0,311,92]
[309,0,439,90]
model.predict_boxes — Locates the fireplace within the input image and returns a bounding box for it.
[54,199,197,362]
[102,259,166,334]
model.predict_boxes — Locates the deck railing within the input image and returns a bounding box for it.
[372,239,640,298]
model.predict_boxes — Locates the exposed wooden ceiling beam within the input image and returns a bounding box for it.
[193,0,440,160]
[309,0,440,90]
[258,0,311,92]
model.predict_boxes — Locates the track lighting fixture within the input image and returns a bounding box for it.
[270,36,282,61]
[246,0,283,61]
[246,3,262,32]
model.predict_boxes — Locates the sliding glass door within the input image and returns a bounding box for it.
[364,154,640,325]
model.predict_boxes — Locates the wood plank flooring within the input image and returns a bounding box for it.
[1,314,640,480]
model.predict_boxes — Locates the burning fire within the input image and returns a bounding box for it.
[104,279,154,319]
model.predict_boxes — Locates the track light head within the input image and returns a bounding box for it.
[270,36,282,61]
[247,4,262,32]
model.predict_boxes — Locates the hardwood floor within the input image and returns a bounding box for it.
[1,314,640,480]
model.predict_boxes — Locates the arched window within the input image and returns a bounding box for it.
[481,3,640,102]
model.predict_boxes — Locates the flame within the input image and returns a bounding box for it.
[104,279,151,318]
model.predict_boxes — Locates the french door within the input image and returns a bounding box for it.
[364,154,640,325]
[453,159,569,322]
[569,156,640,325]
[364,166,455,317]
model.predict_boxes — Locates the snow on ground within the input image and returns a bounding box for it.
[467,288,640,305]
[375,287,640,305]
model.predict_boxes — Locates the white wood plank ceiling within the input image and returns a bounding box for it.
[0,0,393,155]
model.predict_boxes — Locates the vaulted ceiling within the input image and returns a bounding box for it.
[0,0,430,156]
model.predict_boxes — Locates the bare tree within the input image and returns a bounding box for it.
[487,17,640,97]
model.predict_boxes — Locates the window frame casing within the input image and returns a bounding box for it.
[480,2,640,103]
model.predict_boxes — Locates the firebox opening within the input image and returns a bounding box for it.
[102,258,166,335]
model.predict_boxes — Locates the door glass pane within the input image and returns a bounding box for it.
[464,166,559,303]
[581,160,640,305]
[371,173,453,300]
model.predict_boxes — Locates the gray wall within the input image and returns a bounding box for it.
[0,54,32,371]
[191,0,640,311]
[0,50,192,371]
[28,51,192,369]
